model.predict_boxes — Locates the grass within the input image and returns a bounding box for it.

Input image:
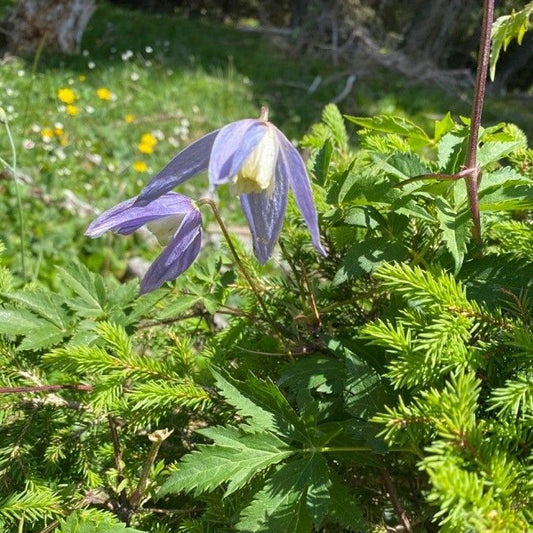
[0,1,532,286]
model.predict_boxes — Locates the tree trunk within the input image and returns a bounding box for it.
[401,0,471,65]
[7,0,96,55]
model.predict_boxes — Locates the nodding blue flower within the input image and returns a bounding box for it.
[85,192,202,294]
[134,107,327,263]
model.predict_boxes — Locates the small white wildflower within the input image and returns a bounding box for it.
[121,50,133,61]
[82,50,89,57]
[87,153,102,165]
[153,129,165,140]
[168,137,180,148]
[88,61,96,69]
[192,105,200,114]
[17,70,25,77]
[130,72,140,81]
[85,105,95,114]
[31,124,40,133]
[145,60,152,67]
[145,46,153,54]
[22,139,35,149]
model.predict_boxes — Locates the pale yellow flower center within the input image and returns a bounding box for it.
[231,124,278,197]
[146,214,184,246]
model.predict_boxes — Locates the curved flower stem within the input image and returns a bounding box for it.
[197,198,283,338]
[464,0,494,244]
[1,114,27,280]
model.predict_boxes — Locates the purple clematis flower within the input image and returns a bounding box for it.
[85,192,202,294]
[134,108,326,263]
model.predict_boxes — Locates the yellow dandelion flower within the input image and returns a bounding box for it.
[79,74,86,82]
[96,87,113,101]
[54,127,64,136]
[133,160,148,172]
[41,128,54,140]
[66,104,79,116]
[138,142,154,154]
[125,114,135,124]
[140,132,157,147]
[59,135,69,147]
[57,87,76,105]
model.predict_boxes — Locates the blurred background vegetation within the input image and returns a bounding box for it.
[0,0,532,285]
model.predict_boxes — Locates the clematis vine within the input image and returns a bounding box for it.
[134,107,327,263]
[85,192,202,294]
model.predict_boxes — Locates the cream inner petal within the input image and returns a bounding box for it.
[146,214,184,245]
[231,124,279,197]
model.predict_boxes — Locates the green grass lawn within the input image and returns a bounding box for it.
[1,1,532,286]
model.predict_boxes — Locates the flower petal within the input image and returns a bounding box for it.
[135,129,219,206]
[240,169,288,264]
[140,209,203,293]
[275,130,327,256]
[208,119,267,187]
[85,193,195,237]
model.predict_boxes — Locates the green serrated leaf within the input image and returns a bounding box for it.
[344,353,382,419]
[212,370,307,442]
[477,141,523,167]
[313,139,333,187]
[435,198,472,272]
[156,294,203,320]
[18,326,67,351]
[327,478,368,530]
[0,307,49,335]
[278,356,344,395]
[346,114,429,146]
[158,426,294,497]
[334,237,408,285]
[490,2,533,80]
[372,152,431,182]
[433,112,455,142]
[237,457,323,533]
[1,290,67,329]
[58,263,105,315]
[437,131,468,172]
[305,455,331,528]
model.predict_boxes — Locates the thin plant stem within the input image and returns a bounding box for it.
[108,416,129,511]
[0,384,93,394]
[197,198,283,338]
[2,116,27,280]
[464,0,494,244]
[130,429,173,509]
[379,458,414,533]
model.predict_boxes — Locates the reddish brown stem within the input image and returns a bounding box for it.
[0,384,93,393]
[464,0,494,243]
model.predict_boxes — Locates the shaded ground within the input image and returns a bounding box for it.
[15,2,533,139]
